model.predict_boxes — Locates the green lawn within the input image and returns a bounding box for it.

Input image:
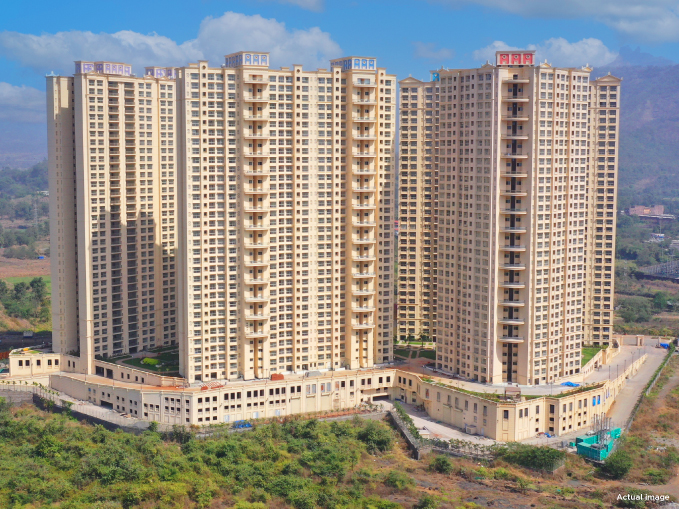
[581,346,604,366]
[394,348,411,358]
[418,349,436,360]
[122,351,179,372]
[4,275,51,298]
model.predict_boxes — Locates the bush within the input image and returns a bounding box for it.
[497,443,565,471]
[430,455,453,474]
[600,450,632,479]
[384,470,414,490]
[141,358,160,366]
[414,495,439,509]
[356,421,393,454]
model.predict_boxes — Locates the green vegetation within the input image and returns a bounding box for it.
[393,348,411,358]
[430,456,453,474]
[496,443,565,472]
[581,346,604,366]
[600,450,633,479]
[123,351,179,373]
[0,398,414,509]
[0,276,50,324]
[0,221,49,256]
[5,275,51,296]
[0,161,48,200]
[418,350,436,360]
[393,401,421,439]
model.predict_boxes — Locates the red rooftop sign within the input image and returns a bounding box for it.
[496,51,535,66]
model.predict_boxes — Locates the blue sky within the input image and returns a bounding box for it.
[1,0,678,165]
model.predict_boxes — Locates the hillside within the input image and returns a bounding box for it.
[594,62,679,212]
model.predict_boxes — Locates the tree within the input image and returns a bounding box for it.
[13,282,28,300]
[600,450,633,479]
[30,277,46,301]
[356,421,393,453]
[653,292,669,311]
[414,495,439,509]
[430,455,453,474]
[0,280,7,298]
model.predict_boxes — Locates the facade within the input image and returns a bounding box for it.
[48,62,179,372]
[398,51,621,385]
[48,53,395,383]
[7,347,645,439]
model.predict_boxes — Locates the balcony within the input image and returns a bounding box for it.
[243,133,268,139]
[244,115,267,120]
[353,116,376,122]
[246,331,268,338]
[245,314,270,320]
[352,272,376,278]
[499,281,525,288]
[501,171,528,178]
[353,152,376,157]
[355,99,377,105]
[500,226,527,233]
[500,263,526,270]
[244,77,266,83]
[501,300,525,307]
[353,254,376,261]
[503,78,530,84]
[501,133,529,140]
[354,168,376,174]
[502,114,530,121]
[500,245,526,252]
[244,187,270,193]
[352,220,376,227]
[352,288,376,295]
[245,259,268,267]
[501,208,527,215]
[354,134,377,140]
[353,237,375,244]
[244,224,269,231]
[353,202,375,209]
[502,95,530,103]
[245,295,268,303]
[500,188,528,197]
[244,152,266,157]
[243,96,268,102]
[353,81,376,87]
[353,186,376,192]
[244,169,270,175]
[353,306,376,312]
[245,242,269,249]
[500,152,528,159]
[499,336,525,343]
[246,277,269,284]
[499,317,525,325]
[244,205,270,213]
[353,322,375,329]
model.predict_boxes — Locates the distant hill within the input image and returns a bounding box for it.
[594,55,679,213]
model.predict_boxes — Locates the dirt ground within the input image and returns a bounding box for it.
[0,255,50,279]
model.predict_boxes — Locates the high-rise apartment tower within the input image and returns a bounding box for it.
[48,53,396,382]
[398,51,620,385]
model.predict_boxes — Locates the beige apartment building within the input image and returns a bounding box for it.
[48,53,395,383]
[398,51,621,385]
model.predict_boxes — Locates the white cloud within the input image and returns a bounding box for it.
[473,38,618,67]
[0,12,342,75]
[412,42,455,60]
[431,0,679,42]
[0,82,45,124]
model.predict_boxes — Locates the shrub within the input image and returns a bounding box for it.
[356,420,393,453]
[600,450,632,479]
[497,443,565,471]
[430,455,453,474]
[384,469,414,490]
[141,357,160,366]
[414,494,439,509]
[643,468,669,484]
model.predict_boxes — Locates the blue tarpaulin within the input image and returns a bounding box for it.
[660,343,670,349]
[560,381,580,387]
